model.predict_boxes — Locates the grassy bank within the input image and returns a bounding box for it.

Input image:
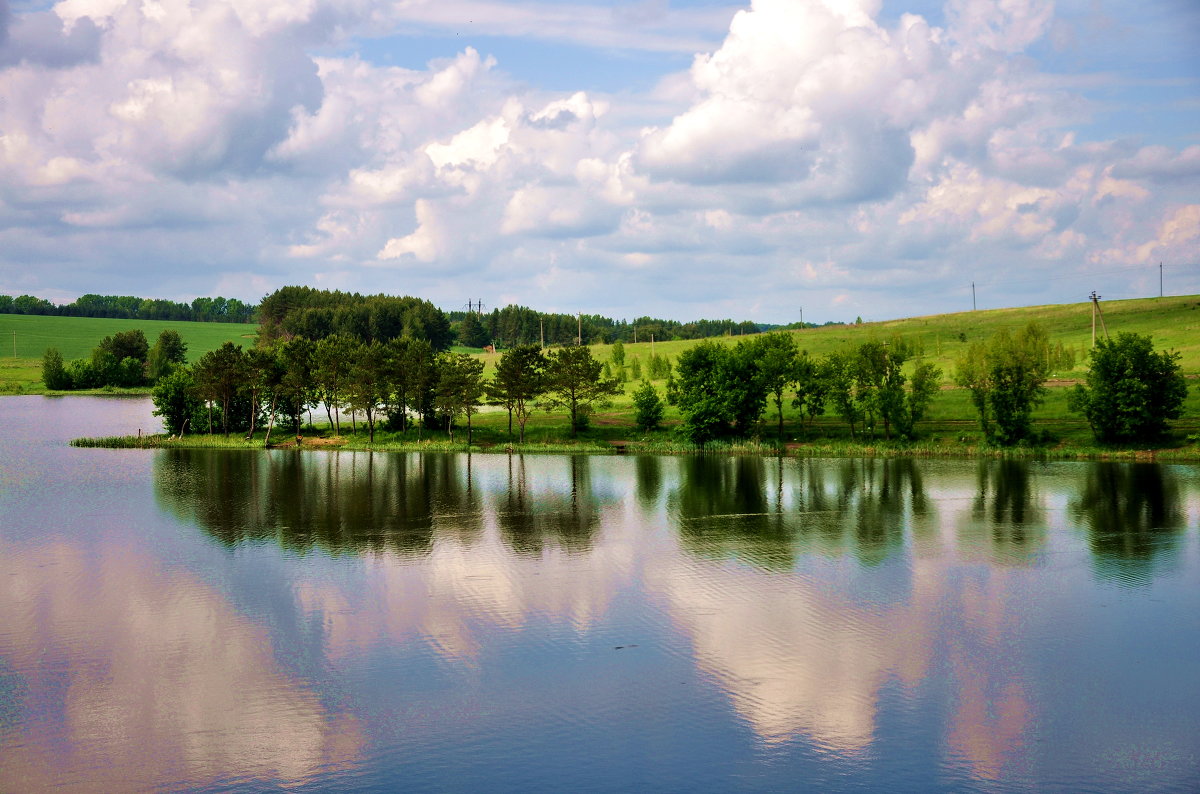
[73,398,1200,462]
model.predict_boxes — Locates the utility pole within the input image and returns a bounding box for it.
[799,307,803,328]
[972,282,976,311]
[576,312,582,346]
[1160,262,1163,298]
[650,333,655,357]
[1090,291,1109,347]
[539,317,544,349]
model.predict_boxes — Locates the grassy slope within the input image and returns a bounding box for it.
[0,314,259,393]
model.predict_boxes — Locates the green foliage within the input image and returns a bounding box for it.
[458,312,491,348]
[193,342,248,436]
[752,332,799,439]
[955,324,1052,445]
[629,356,642,380]
[820,349,862,437]
[98,329,149,364]
[791,353,827,430]
[610,339,625,365]
[633,381,664,431]
[257,286,453,350]
[41,348,70,390]
[672,341,761,446]
[541,346,621,437]
[488,344,547,442]
[435,352,486,443]
[147,329,187,381]
[1068,333,1188,443]
[152,368,203,436]
[647,353,671,380]
[313,335,356,435]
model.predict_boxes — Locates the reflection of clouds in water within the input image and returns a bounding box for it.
[649,551,1032,781]
[295,535,635,666]
[0,538,362,792]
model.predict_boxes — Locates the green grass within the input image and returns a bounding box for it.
[0,314,259,393]
[585,294,1200,379]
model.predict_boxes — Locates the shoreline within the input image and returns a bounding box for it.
[70,432,1200,463]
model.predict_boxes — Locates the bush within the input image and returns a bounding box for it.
[633,381,664,431]
[153,368,205,435]
[42,348,71,390]
[1068,333,1187,443]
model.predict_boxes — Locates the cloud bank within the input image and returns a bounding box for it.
[0,0,1196,321]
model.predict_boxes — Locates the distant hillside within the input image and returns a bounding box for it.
[587,294,1200,378]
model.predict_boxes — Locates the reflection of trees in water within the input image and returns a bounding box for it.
[669,457,931,570]
[832,458,927,566]
[1073,462,1185,584]
[961,460,1046,564]
[495,455,602,556]
[671,456,792,570]
[154,450,482,554]
[635,455,662,510]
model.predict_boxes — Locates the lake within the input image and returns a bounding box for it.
[1,396,1198,792]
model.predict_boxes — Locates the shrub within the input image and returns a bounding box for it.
[633,381,664,431]
[1068,333,1187,443]
[42,348,71,390]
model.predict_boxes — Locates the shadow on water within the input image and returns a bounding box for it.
[1072,462,1186,585]
[495,455,602,555]
[154,449,483,554]
[669,456,932,570]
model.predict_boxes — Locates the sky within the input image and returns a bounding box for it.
[1,0,1198,324]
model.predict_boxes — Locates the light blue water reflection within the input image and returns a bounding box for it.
[1,396,1198,792]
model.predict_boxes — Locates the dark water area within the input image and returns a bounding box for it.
[1,396,1198,792]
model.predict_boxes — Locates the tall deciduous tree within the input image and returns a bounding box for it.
[753,332,799,439]
[193,342,245,436]
[313,334,356,435]
[488,344,547,443]
[435,352,486,444]
[955,324,1052,445]
[673,341,736,446]
[541,346,620,437]
[345,340,387,442]
[152,368,202,436]
[278,337,316,435]
[1068,333,1187,443]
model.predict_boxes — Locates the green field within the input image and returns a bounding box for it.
[587,293,1200,378]
[0,314,259,393]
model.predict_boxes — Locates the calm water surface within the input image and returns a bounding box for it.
[1,396,1198,792]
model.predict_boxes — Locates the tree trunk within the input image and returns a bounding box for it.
[246,391,258,440]
[264,395,277,447]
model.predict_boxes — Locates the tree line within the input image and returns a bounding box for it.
[668,324,1186,447]
[257,287,454,349]
[454,305,773,349]
[150,338,627,445]
[668,332,943,446]
[42,329,188,390]
[1,293,256,323]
